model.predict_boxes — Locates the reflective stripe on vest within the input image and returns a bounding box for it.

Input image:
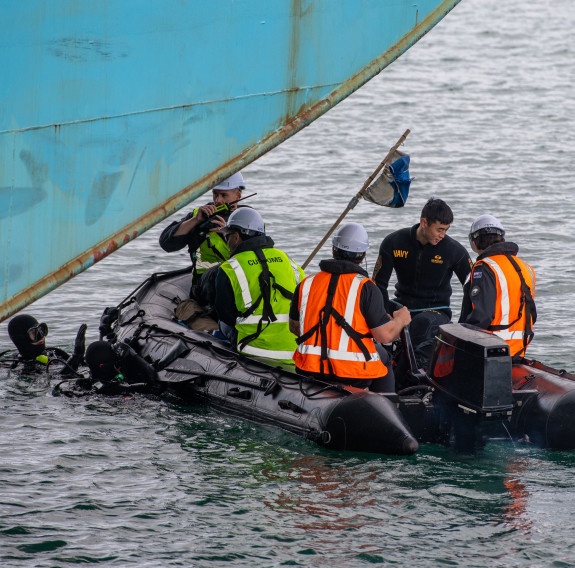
[479,255,535,356]
[192,207,230,273]
[299,273,371,358]
[222,249,304,363]
[493,329,526,341]
[241,344,298,360]
[237,313,290,325]
[297,343,378,362]
[226,256,303,311]
[295,272,385,379]
[227,256,253,309]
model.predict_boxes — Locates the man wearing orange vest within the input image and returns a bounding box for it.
[289,223,411,392]
[460,214,536,358]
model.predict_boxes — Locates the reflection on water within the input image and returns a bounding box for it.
[503,457,533,534]
[262,455,381,531]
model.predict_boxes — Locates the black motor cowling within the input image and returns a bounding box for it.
[427,324,514,452]
[428,323,513,414]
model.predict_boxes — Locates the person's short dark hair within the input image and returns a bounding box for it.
[421,198,453,225]
[332,246,364,264]
[473,233,505,251]
[226,228,261,243]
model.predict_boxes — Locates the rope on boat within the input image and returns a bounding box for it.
[127,322,352,400]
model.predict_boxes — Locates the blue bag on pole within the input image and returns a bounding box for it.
[362,151,412,208]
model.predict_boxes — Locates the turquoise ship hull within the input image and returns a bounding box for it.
[0,0,461,321]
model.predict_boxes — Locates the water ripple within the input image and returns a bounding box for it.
[2,0,575,566]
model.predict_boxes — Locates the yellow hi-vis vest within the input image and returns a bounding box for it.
[192,207,230,274]
[220,248,305,363]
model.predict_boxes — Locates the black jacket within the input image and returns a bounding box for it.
[159,204,249,262]
[373,224,472,318]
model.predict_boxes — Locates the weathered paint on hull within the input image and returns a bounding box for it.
[0,0,462,321]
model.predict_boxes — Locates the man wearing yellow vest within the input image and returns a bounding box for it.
[159,172,246,304]
[214,208,305,364]
[289,223,411,392]
[460,214,536,358]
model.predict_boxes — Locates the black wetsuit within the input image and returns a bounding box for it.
[0,347,72,374]
[372,224,472,318]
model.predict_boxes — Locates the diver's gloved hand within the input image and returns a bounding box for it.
[112,340,136,362]
[99,307,119,340]
[111,340,158,384]
[74,324,87,356]
[63,323,88,375]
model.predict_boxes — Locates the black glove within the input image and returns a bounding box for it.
[112,340,135,361]
[74,324,87,356]
[99,307,119,340]
[111,340,158,384]
[63,324,87,374]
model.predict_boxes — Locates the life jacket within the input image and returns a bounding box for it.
[219,247,305,363]
[473,253,536,357]
[191,207,230,275]
[293,271,387,379]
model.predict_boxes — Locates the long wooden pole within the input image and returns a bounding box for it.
[301,128,410,270]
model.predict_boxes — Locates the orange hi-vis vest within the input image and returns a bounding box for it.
[473,253,536,357]
[293,271,387,379]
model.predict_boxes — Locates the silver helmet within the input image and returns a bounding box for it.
[226,208,265,236]
[469,214,505,240]
[213,171,245,191]
[332,222,369,253]
[469,214,505,249]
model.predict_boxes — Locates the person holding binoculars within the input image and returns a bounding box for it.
[159,172,255,307]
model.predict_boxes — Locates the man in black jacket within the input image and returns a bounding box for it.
[372,198,472,372]
[159,172,246,305]
[290,222,411,392]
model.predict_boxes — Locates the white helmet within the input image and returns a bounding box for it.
[213,172,245,191]
[469,214,505,241]
[226,208,265,236]
[332,222,369,253]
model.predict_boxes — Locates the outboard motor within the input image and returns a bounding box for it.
[428,323,514,452]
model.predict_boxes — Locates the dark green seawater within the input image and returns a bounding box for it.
[2,0,575,565]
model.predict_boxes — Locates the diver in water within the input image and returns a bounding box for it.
[2,314,86,376]
[55,339,159,396]
[2,314,158,396]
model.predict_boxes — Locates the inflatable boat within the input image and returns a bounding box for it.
[91,267,575,455]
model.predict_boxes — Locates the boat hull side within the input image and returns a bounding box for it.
[511,363,575,450]
[0,0,462,321]
[322,391,419,455]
